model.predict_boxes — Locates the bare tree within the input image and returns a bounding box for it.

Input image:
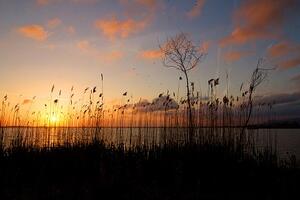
[160,33,206,142]
[242,58,274,135]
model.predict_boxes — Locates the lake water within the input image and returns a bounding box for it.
[0,127,299,161]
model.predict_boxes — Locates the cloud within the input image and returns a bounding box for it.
[134,96,179,112]
[47,18,62,28]
[186,0,206,19]
[96,0,159,41]
[268,41,300,57]
[150,95,179,111]
[268,41,291,58]
[139,49,162,59]
[291,74,300,82]
[18,24,49,41]
[76,40,123,61]
[279,57,300,69]
[220,27,273,47]
[254,93,300,120]
[95,17,147,40]
[223,50,252,62]
[255,92,300,105]
[266,41,300,69]
[290,74,300,88]
[134,99,151,110]
[220,0,295,47]
[94,0,160,41]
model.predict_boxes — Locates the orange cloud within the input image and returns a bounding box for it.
[18,25,49,41]
[95,17,147,40]
[220,27,271,47]
[266,41,300,70]
[220,0,295,46]
[186,0,206,19]
[47,18,62,28]
[139,49,162,59]
[279,56,300,69]
[268,41,300,58]
[223,50,252,62]
[101,0,158,41]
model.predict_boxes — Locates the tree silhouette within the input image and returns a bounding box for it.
[160,33,206,142]
[241,58,274,137]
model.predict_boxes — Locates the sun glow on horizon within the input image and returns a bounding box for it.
[49,114,61,126]
[50,115,59,123]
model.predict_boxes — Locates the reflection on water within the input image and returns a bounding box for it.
[0,127,299,159]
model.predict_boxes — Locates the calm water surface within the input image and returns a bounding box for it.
[1,127,299,160]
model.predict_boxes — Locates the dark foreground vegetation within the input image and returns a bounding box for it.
[0,140,299,200]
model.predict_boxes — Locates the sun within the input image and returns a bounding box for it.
[50,115,59,124]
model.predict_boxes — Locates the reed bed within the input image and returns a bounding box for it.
[0,73,299,200]
[0,71,279,153]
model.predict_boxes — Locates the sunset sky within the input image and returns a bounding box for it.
[0,0,300,120]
